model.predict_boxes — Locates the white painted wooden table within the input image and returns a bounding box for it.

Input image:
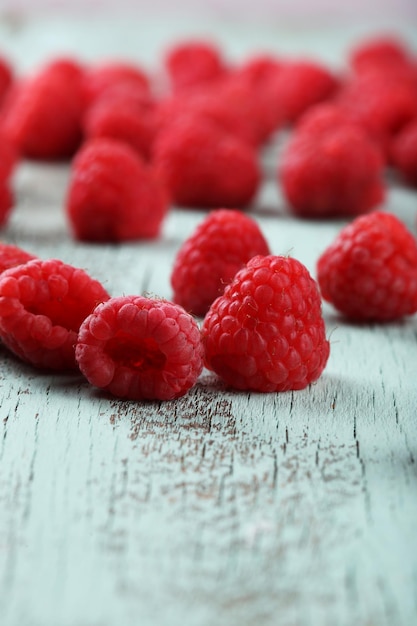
[0,11,416,626]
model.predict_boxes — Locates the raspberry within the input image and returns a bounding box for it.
[349,35,413,74]
[171,209,271,317]
[154,91,256,147]
[153,115,260,209]
[82,61,150,108]
[0,243,37,274]
[0,258,110,370]
[66,138,169,242]
[83,85,157,159]
[391,119,417,187]
[164,39,227,93]
[213,73,284,145]
[338,70,417,158]
[76,295,204,400]
[272,60,339,124]
[280,122,385,218]
[317,211,417,321]
[1,58,85,160]
[202,255,330,392]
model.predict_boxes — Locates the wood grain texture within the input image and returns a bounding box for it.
[0,13,417,626]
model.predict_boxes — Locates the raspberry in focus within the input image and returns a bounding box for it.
[171,209,271,317]
[153,115,260,209]
[280,122,385,218]
[202,255,330,392]
[317,211,417,321]
[76,295,204,400]
[66,138,169,242]
[0,258,110,370]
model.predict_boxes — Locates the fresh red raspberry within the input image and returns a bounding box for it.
[66,138,169,242]
[82,61,150,108]
[0,243,37,274]
[236,54,283,86]
[272,60,340,124]
[153,115,260,209]
[76,295,204,400]
[280,122,385,218]
[391,119,417,187]
[154,91,256,147]
[1,58,85,160]
[202,255,330,392]
[83,85,157,159]
[0,258,110,370]
[338,70,417,159]
[317,211,417,322]
[213,73,284,145]
[164,39,228,93]
[349,35,413,74]
[171,209,271,317]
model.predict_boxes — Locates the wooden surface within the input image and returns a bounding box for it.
[0,12,417,626]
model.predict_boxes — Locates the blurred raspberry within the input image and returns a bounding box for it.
[82,61,150,108]
[272,60,340,124]
[202,255,330,392]
[280,120,385,218]
[317,211,417,321]
[67,138,169,242]
[153,115,260,209]
[76,295,204,400]
[349,34,414,74]
[83,84,157,159]
[0,243,37,274]
[1,57,85,160]
[338,69,417,159]
[171,209,270,317]
[0,258,110,370]
[164,39,228,93]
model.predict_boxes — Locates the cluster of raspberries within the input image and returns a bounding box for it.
[0,33,416,238]
[0,33,417,401]
[1,203,417,401]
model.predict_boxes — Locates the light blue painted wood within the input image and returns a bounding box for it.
[0,14,417,626]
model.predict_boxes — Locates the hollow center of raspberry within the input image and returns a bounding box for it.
[105,331,166,371]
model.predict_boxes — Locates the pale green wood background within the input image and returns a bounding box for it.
[0,11,416,626]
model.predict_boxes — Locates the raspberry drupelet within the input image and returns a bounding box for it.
[202,255,330,392]
[0,258,110,370]
[76,295,204,401]
[171,209,270,317]
[317,211,417,322]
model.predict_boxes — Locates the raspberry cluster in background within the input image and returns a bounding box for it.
[0,32,416,401]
